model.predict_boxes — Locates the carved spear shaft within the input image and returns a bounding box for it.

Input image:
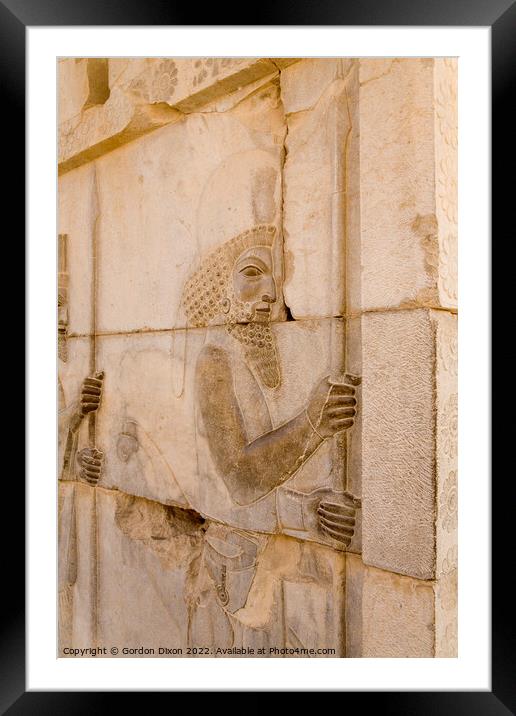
[89,163,101,647]
[328,87,352,495]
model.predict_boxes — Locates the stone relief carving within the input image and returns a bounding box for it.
[58,58,458,659]
[175,224,361,646]
[440,393,458,461]
[440,470,458,534]
[435,58,458,307]
[58,234,69,362]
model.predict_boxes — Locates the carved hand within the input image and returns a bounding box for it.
[306,374,359,439]
[79,371,104,416]
[302,487,361,550]
[77,447,103,485]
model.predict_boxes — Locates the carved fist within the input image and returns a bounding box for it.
[306,374,360,439]
[77,447,103,485]
[303,487,361,550]
[79,371,104,416]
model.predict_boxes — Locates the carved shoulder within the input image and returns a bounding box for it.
[195,343,233,383]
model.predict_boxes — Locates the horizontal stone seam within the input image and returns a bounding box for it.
[68,474,445,585]
[65,306,458,339]
[359,558,440,585]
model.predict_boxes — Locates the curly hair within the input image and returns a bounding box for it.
[182,225,276,328]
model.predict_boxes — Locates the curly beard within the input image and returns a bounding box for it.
[226,318,280,390]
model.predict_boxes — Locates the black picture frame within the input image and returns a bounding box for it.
[14,0,511,710]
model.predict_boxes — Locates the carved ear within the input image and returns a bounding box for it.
[221,297,231,314]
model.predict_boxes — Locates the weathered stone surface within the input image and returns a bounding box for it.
[96,487,204,652]
[362,309,436,579]
[435,311,458,579]
[59,59,298,175]
[95,318,361,553]
[346,553,457,657]
[59,481,97,651]
[58,337,92,479]
[357,58,457,312]
[434,567,458,657]
[280,58,354,115]
[92,82,285,334]
[58,59,90,125]
[361,560,435,657]
[361,308,457,582]
[58,165,97,336]
[434,59,458,308]
[57,57,458,659]
[282,62,359,319]
[109,57,286,112]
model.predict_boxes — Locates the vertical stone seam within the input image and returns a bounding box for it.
[278,66,292,319]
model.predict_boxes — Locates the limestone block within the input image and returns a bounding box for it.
[93,82,285,334]
[59,481,97,651]
[58,337,92,480]
[280,58,354,114]
[58,59,90,125]
[282,62,359,319]
[58,87,182,175]
[346,554,457,657]
[362,309,456,580]
[435,567,458,657]
[360,559,435,657]
[434,59,458,308]
[96,487,204,652]
[59,58,295,175]
[58,165,97,336]
[435,311,458,580]
[94,317,361,553]
[65,495,347,656]
[230,535,346,656]
[109,57,284,112]
[357,58,457,312]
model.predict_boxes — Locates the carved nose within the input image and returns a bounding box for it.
[263,280,276,303]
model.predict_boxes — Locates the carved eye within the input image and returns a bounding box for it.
[240,265,263,277]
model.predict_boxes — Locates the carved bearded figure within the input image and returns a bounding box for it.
[181,226,360,650]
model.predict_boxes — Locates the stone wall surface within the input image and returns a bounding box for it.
[58,57,457,658]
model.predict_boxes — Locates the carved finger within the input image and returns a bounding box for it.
[321,524,352,544]
[84,462,101,471]
[83,378,103,389]
[327,395,356,405]
[319,511,354,530]
[319,499,355,514]
[329,384,355,396]
[317,507,355,525]
[82,392,100,401]
[81,403,100,413]
[83,467,101,477]
[320,522,354,538]
[82,386,101,397]
[81,455,101,466]
[330,418,354,429]
[82,469,99,482]
[327,407,356,418]
[84,465,101,476]
[319,520,354,537]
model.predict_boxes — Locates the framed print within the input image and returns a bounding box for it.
[16,2,510,709]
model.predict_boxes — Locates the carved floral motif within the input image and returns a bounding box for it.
[440,470,457,534]
[440,393,458,460]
